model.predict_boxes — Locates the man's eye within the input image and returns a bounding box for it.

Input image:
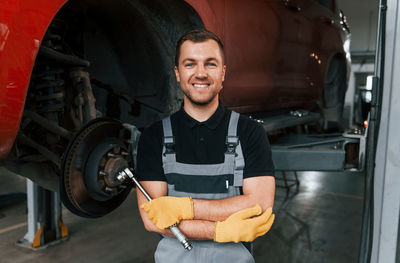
[207,63,217,67]
[184,63,194,67]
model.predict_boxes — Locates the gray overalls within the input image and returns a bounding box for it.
[154,111,255,263]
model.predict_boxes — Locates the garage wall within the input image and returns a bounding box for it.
[336,0,379,53]
[337,0,379,128]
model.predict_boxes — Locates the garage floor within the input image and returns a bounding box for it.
[0,169,364,263]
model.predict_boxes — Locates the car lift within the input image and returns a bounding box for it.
[17,179,69,249]
[251,110,368,173]
[270,125,367,172]
[363,0,400,262]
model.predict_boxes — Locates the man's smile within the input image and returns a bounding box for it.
[192,83,210,89]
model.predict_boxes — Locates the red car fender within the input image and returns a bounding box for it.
[0,0,67,159]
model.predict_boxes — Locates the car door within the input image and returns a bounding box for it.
[220,0,310,111]
[298,0,344,99]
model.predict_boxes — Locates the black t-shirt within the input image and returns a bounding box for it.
[136,103,274,181]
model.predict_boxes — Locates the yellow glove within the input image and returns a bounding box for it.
[214,205,275,243]
[140,196,194,230]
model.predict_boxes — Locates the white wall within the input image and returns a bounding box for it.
[345,63,374,128]
[336,0,379,52]
[336,0,379,127]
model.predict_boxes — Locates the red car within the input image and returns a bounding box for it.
[0,0,350,216]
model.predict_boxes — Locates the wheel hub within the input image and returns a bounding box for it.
[60,118,134,218]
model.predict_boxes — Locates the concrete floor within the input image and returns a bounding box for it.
[0,168,364,263]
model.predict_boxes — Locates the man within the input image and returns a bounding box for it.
[136,29,275,263]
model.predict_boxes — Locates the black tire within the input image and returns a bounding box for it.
[320,58,347,128]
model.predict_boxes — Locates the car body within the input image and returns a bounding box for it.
[0,0,350,159]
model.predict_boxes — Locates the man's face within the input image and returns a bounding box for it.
[174,40,226,106]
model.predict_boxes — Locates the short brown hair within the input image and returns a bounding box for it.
[175,29,225,66]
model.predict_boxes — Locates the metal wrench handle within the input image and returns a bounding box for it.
[118,168,192,251]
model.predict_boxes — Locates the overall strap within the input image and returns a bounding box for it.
[162,116,176,163]
[226,111,239,154]
[162,116,173,143]
[228,111,240,137]
[225,111,245,187]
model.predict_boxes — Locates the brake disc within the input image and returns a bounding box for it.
[60,118,134,218]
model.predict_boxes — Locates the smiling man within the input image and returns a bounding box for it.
[135,29,276,263]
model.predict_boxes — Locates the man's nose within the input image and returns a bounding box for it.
[195,64,207,78]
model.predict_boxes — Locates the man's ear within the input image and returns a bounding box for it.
[174,66,180,82]
[222,65,226,82]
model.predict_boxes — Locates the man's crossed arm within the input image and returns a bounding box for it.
[136,176,275,242]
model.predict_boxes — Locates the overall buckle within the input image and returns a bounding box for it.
[163,136,175,154]
[226,136,239,154]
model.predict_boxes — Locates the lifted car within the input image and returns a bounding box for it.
[0,0,350,217]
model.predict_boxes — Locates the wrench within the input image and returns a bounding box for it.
[117,168,192,251]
